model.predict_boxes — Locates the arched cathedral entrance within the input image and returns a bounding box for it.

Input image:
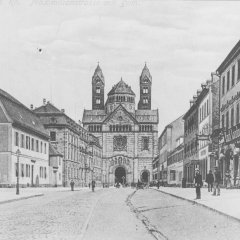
[141,170,149,183]
[115,166,126,184]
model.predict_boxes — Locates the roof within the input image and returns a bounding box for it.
[217,40,240,74]
[0,89,49,139]
[140,63,152,82]
[34,102,62,113]
[92,64,104,84]
[82,109,107,123]
[49,144,63,157]
[108,79,135,96]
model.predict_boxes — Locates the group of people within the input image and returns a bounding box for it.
[194,166,221,199]
[70,179,96,192]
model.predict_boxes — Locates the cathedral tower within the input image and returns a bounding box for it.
[92,64,105,110]
[138,63,152,110]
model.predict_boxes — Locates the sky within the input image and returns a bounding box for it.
[0,0,239,133]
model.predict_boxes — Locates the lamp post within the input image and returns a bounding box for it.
[16,149,21,195]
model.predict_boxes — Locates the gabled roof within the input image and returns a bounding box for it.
[0,89,49,139]
[82,109,106,123]
[103,104,138,124]
[49,143,63,157]
[108,79,135,96]
[34,102,62,113]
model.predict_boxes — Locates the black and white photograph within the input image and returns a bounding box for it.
[0,0,240,239]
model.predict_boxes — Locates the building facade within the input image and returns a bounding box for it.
[217,40,240,186]
[82,64,159,185]
[34,101,92,187]
[0,89,49,187]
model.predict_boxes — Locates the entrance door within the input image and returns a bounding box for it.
[141,170,149,183]
[115,167,126,184]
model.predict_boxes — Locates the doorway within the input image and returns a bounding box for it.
[141,170,149,183]
[115,167,126,184]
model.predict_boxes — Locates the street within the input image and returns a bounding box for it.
[0,187,240,240]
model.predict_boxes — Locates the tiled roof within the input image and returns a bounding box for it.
[82,109,106,123]
[34,102,62,113]
[0,89,49,139]
[49,144,63,156]
[108,79,135,96]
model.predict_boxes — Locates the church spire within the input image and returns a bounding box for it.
[92,63,105,84]
[140,63,152,83]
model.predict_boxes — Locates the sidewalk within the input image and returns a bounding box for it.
[154,186,240,222]
[0,186,94,204]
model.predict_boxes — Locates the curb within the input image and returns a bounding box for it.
[154,188,240,224]
[0,194,44,205]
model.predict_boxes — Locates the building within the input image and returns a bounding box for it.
[166,116,184,186]
[217,40,240,186]
[183,96,199,186]
[0,89,49,187]
[34,101,92,187]
[197,75,219,182]
[152,155,159,182]
[49,144,63,187]
[82,64,159,185]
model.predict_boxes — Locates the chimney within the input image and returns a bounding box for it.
[201,83,207,89]
[197,89,201,96]
[30,104,34,110]
[43,98,46,105]
[61,109,65,113]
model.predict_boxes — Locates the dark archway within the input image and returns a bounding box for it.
[115,167,126,184]
[141,170,149,183]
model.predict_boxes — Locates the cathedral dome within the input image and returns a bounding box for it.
[108,78,135,96]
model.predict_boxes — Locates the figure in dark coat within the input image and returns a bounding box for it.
[206,170,214,192]
[92,180,96,192]
[213,167,221,196]
[70,180,75,191]
[194,169,203,199]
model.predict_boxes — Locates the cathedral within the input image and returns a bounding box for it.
[82,64,159,185]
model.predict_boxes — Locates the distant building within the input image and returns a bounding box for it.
[152,155,159,182]
[217,40,240,186]
[82,64,159,185]
[0,89,49,187]
[34,101,91,187]
[49,144,63,187]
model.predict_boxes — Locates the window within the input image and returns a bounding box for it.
[41,142,43,153]
[15,132,19,146]
[96,87,100,94]
[26,136,29,149]
[50,131,56,142]
[232,65,235,87]
[170,170,176,181]
[143,87,148,94]
[31,138,34,151]
[96,98,100,104]
[227,71,230,91]
[21,134,25,148]
[36,140,39,152]
[221,114,225,128]
[207,100,209,115]
[222,76,225,95]
[226,111,229,130]
[143,97,148,104]
[21,164,24,177]
[44,143,47,154]
[142,137,149,150]
[238,59,240,81]
[237,104,240,125]
[231,108,234,127]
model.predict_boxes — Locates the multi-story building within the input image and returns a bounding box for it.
[152,155,159,182]
[197,75,219,182]
[34,101,92,187]
[158,126,172,185]
[82,64,159,185]
[217,40,240,186]
[0,89,49,187]
[183,96,199,186]
[166,116,184,186]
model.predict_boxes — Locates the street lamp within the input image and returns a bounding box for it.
[16,149,21,195]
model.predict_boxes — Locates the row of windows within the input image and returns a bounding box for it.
[221,59,240,96]
[142,97,149,104]
[184,112,198,135]
[199,100,209,123]
[221,102,240,130]
[39,167,47,179]
[110,125,132,132]
[88,125,102,132]
[167,150,184,166]
[15,132,47,154]
[142,87,149,94]
[15,164,46,179]
[107,95,135,103]
[68,167,85,180]
[139,125,153,132]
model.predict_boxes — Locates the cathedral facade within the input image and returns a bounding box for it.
[82,64,159,185]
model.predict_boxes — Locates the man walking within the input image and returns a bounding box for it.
[91,179,96,192]
[206,170,214,192]
[213,167,221,196]
[194,169,203,199]
[70,180,75,191]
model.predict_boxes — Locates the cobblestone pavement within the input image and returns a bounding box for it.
[131,189,240,240]
[0,188,104,240]
[83,187,153,240]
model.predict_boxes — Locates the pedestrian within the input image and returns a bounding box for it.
[213,167,221,196]
[91,180,96,192]
[157,180,160,189]
[206,170,214,192]
[194,169,203,199]
[88,182,91,189]
[70,180,75,191]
